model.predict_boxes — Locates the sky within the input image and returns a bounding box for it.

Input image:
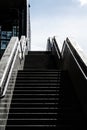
[30,0,87,53]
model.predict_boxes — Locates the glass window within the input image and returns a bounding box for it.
[1,40,8,50]
[1,31,7,39]
[7,31,12,39]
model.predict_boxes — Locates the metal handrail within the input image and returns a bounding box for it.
[21,36,27,58]
[0,37,18,97]
[0,36,27,97]
[47,36,87,80]
[47,37,61,59]
[64,38,87,80]
[52,37,61,59]
[47,38,52,51]
[19,36,28,59]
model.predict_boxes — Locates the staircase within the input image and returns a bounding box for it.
[5,51,86,129]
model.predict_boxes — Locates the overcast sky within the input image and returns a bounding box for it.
[30,0,87,53]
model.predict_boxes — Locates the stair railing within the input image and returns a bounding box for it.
[52,37,62,59]
[62,37,87,116]
[19,36,28,60]
[63,37,87,79]
[47,36,61,59]
[0,36,28,97]
[47,37,53,51]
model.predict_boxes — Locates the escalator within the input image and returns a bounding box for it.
[5,51,86,129]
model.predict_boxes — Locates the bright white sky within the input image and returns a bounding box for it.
[30,0,87,53]
[79,0,87,6]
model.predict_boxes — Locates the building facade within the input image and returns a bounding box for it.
[0,0,30,58]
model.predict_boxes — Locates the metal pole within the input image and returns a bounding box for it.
[26,0,31,51]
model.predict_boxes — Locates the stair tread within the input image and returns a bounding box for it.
[6,51,86,129]
[7,67,62,128]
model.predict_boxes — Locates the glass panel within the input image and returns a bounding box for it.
[1,40,8,50]
[13,26,16,36]
[1,31,7,39]
[7,31,12,39]
[13,26,19,36]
